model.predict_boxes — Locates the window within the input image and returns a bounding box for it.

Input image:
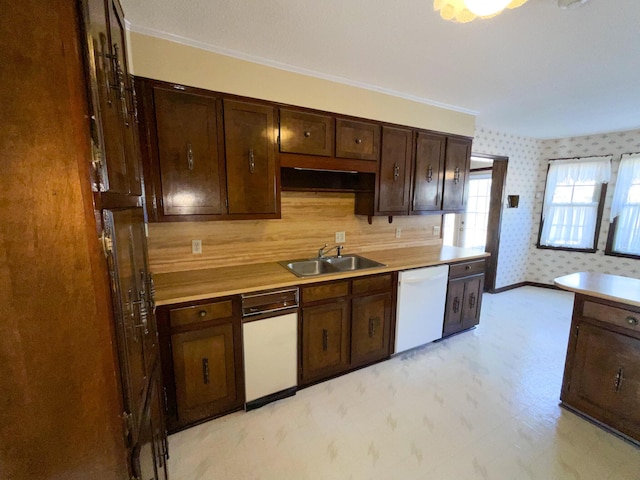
[607,153,640,257]
[538,157,611,251]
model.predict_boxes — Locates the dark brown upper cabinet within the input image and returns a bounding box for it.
[336,118,381,162]
[85,0,142,199]
[412,132,446,213]
[136,79,280,221]
[223,99,278,216]
[442,136,472,211]
[279,109,333,157]
[151,87,226,218]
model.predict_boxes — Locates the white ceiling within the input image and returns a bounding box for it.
[121,0,640,139]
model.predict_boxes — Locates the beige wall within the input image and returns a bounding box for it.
[128,32,475,137]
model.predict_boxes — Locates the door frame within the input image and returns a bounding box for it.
[473,154,508,293]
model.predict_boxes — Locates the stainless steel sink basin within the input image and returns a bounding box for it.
[323,254,386,271]
[280,259,340,277]
[279,254,386,277]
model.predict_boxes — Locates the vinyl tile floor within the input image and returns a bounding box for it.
[167,286,640,479]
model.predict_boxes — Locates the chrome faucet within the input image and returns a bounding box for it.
[317,244,344,258]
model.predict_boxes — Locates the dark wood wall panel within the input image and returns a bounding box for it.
[0,1,127,478]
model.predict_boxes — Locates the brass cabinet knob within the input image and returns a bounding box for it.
[199,310,207,318]
[626,316,638,326]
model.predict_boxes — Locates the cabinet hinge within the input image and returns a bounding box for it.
[225,198,228,209]
[99,229,113,257]
[575,325,580,337]
[277,134,280,145]
[122,411,133,446]
[163,386,169,415]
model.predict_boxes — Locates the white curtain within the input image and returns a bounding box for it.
[610,154,640,254]
[540,156,611,249]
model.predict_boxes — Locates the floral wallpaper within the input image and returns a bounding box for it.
[474,127,640,289]
[472,128,543,289]
[527,129,640,284]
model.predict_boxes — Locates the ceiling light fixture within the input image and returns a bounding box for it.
[434,0,528,23]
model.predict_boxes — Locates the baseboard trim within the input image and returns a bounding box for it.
[490,282,527,294]
[490,281,561,294]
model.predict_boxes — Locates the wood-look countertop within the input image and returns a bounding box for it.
[154,245,489,306]
[554,272,640,307]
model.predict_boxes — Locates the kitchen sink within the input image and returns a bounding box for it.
[323,255,385,271]
[279,254,386,277]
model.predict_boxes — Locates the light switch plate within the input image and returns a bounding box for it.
[433,225,441,236]
[395,228,402,239]
[192,239,202,254]
[335,231,346,243]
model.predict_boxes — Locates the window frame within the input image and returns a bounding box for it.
[536,161,608,253]
[605,153,640,259]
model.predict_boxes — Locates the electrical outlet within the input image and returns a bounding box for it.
[433,225,441,236]
[395,228,402,239]
[335,231,346,243]
[191,239,202,254]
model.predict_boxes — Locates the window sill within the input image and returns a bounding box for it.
[604,249,640,260]
[536,244,597,254]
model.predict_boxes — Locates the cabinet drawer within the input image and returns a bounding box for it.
[336,119,380,161]
[170,300,234,329]
[352,274,393,295]
[280,109,333,156]
[302,281,350,304]
[582,301,640,334]
[449,260,485,279]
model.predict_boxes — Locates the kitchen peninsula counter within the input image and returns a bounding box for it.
[554,271,640,446]
[153,245,489,306]
[554,271,640,307]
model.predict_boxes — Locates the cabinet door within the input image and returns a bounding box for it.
[223,100,277,215]
[336,119,380,161]
[106,0,142,196]
[351,293,392,366]
[462,275,483,330]
[442,137,471,211]
[301,302,350,383]
[443,277,465,337]
[153,87,225,216]
[171,322,240,425]
[279,109,333,156]
[82,0,128,195]
[566,323,640,438]
[413,132,445,212]
[103,207,158,444]
[378,126,413,214]
[131,366,168,480]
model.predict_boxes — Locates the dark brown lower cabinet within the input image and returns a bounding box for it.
[443,260,485,337]
[156,297,244,432]
[561,294,640,444]
[300,274,394,385]
[301,301,350,383]
[351,293,392,367]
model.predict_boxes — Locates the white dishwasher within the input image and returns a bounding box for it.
[395,265,449,353]
[241,288,298,410]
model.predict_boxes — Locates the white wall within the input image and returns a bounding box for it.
[472,128,543,289]
[526,129,640,284]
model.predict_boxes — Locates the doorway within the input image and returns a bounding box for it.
[443,154,508,292]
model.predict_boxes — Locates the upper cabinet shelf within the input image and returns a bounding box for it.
[135,77,472,222]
